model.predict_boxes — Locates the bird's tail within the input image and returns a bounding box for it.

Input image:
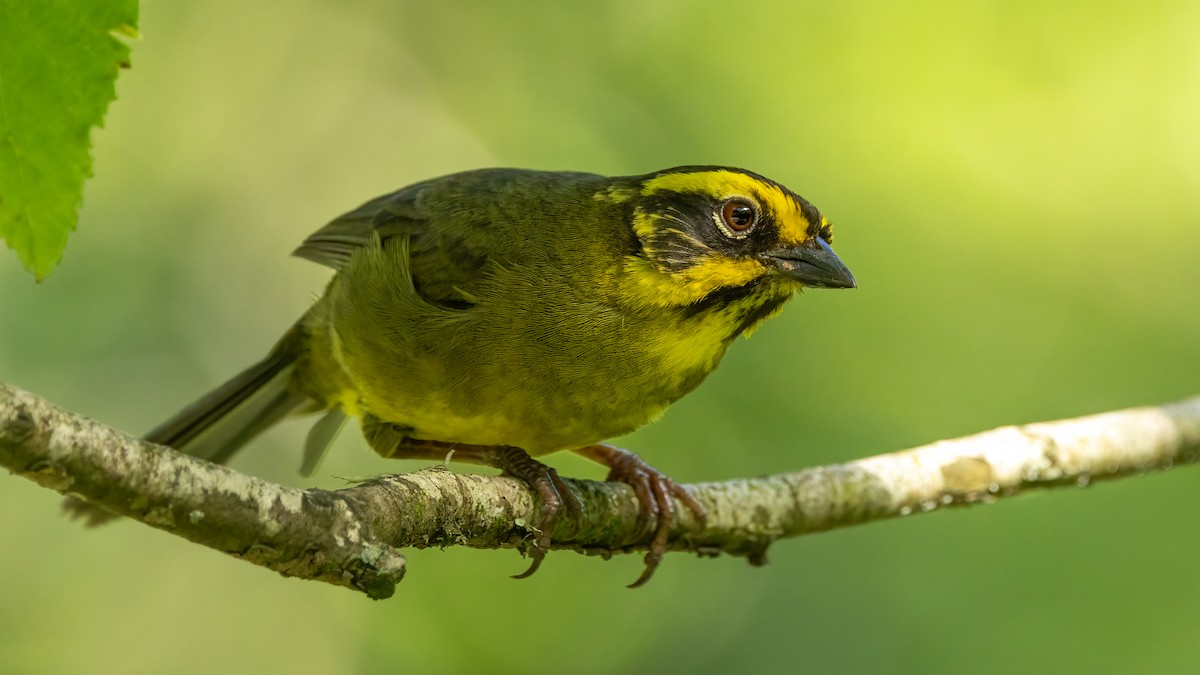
[65,325,313,524]
[141,343,307,465]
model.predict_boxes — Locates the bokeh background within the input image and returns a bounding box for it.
[3,1,1199,673]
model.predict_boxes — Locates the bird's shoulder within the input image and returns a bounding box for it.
[295,168,629,309]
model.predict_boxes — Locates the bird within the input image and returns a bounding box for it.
[76,166,856,586]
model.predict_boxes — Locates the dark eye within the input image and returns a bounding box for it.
[720,200,757,234]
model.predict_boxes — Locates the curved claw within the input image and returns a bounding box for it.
[576,444,707,588]
[370,437,585,580]
[511,554,544,580]
[496,446,580,580]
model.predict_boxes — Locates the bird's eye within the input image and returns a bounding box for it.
[720,200,757,235]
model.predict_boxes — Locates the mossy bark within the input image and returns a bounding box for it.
[2,384,1197,599]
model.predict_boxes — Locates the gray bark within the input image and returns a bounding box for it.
[2,384,1197,599]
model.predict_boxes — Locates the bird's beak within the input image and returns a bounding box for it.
[764,237,857,289]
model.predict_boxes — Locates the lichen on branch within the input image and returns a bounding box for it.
[1,384,1197,599]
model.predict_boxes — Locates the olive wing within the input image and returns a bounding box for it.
[293,182,431,270]
[293,179,494,311]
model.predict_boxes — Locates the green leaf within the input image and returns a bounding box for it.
[0,0,139,280]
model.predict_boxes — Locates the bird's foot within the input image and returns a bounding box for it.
[575,444,707,588]
[494,446,583,579]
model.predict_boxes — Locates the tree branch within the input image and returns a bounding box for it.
[2,383,1198,599]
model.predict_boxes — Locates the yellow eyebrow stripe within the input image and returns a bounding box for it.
[641,170,814,245]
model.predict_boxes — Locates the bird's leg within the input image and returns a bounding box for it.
[360,416,581,578]
[572,443,707,588]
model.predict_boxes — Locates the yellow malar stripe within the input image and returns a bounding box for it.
[622,254,766,307]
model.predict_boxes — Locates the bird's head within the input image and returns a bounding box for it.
[603,166,855,311]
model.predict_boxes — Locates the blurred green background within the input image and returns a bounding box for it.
[3,0,1199,673]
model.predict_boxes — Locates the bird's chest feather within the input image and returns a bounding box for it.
[328,238,789,452]
[334,278,744,452]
